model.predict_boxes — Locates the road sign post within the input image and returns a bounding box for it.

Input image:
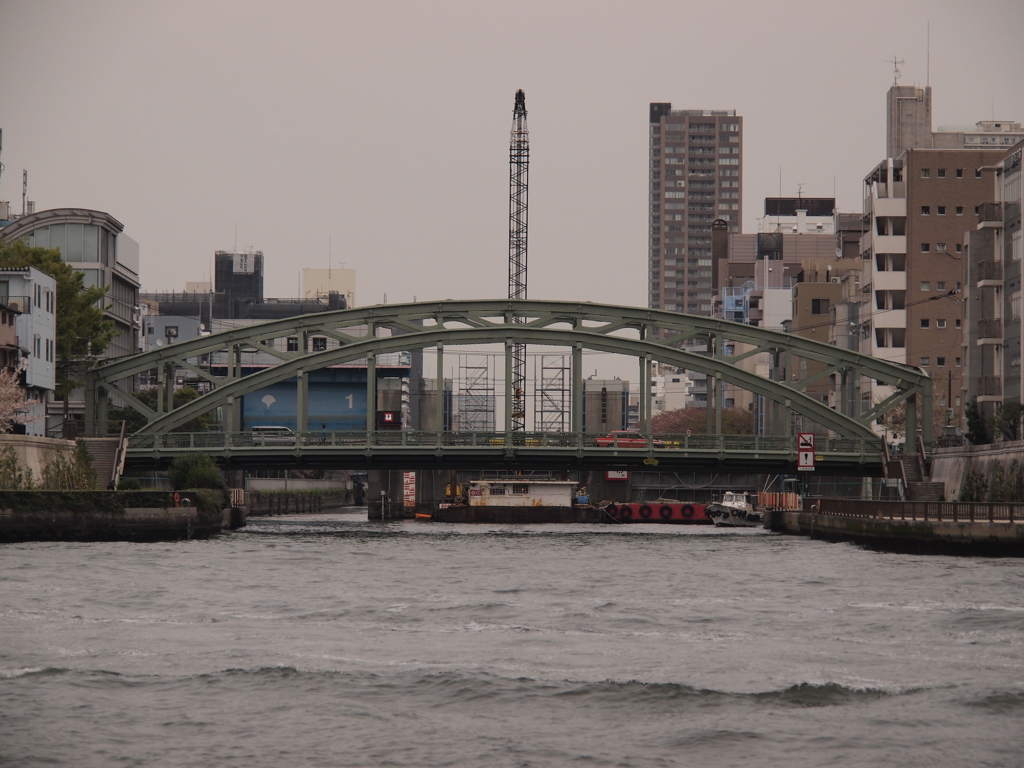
[797,432,815,472]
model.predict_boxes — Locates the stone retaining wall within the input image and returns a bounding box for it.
[766,508,1024,556]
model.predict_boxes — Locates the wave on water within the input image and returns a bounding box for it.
[106,665,921,710]
[0,666,69,679]
[964,690,1024,713]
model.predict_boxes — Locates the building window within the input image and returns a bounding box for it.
[956,169,964,178]
[921,169,931,178]
[955,357,961,367]
[921,281,931,291]
[955,319,961,329]
[312,337,327,352]
[921,243,930,252]
[937,281,946,290]
[937,206,946,215]
[937,357,946,367]
[287,337,299,352]
[937,319,947,328]
[937,243,947,253]
[921,206,930,215]
[920,357,930,366]
[811,298,830,315]
[956,396,961,406]
[975,169,982,178]
[975,206,980,215]
[920,319,930,328]
[956,206,964,215]
[937,169,946,178]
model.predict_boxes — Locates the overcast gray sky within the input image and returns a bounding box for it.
[2,0,1022,310]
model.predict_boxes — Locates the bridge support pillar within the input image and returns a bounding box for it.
[85,374,97,424]
[436,343,445,436]
[716,377,723,436]
[224,396,236,433]
[840,369,849,417]
[296,369,308,433]
[96,386,108,434]
[921,388,933,448]
[366,352,376,432]
[164,363,174,415]
[572,343,583,434]
[644,356,653,434]
[706,376,714,434]
[906,392,917,451]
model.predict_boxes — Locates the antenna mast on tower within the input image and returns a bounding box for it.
[508,89,529,431]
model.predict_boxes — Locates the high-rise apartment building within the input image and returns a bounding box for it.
[963,141,1024,427]
[649,104,742,315]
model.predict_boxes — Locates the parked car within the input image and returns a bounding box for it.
[251,425,296,446]
[595,430,664,448]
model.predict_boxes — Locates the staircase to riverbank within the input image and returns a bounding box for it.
[81,438,119,489]
[900,455,945,502]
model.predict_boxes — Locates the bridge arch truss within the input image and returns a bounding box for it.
[87,300,932,446]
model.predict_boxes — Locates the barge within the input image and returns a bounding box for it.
[430,479,602,523]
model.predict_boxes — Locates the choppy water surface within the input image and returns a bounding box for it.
[3,511,1023,767]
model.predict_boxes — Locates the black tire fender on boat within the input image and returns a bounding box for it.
[639,505,653,519]
[680,504,695,519]
[618,505,633,520]
[607,504,618,518]
[659,505,673,520]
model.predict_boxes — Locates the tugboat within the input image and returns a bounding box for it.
[705,492,764,527]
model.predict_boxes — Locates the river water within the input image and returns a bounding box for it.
[2,510,1023,767]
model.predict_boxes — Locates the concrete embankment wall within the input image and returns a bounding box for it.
[0,435,75,479]
[0,490,224,543]
[931,440,1024,500]
[765,508,1024,556]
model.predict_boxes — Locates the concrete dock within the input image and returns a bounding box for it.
[766,498,1024,556]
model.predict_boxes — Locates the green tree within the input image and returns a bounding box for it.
[965,397,991,445]
[994,402,1023,442]
[109,386,214,433]
[0,241,116,396]
[168,452,225,491]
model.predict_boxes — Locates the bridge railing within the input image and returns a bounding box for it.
[127,431,880,456]
[805,497,1022,522]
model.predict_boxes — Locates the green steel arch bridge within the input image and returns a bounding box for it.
[85,300,932,473]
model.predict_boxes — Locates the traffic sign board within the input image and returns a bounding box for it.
[798,432,815,451]
[798,450,815,471]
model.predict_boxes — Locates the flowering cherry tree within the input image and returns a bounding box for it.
[0,365,39,433]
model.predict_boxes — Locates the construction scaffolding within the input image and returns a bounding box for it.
[535,354,568,432]
[455,354,496,432]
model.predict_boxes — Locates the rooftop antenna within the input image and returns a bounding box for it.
[889,55,905,86]
[22,169,27,217]
[234,223,237,252]
[926,22,930,88]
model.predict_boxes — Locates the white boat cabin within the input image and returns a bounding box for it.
[468,480,576,508]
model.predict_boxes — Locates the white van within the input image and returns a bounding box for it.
[251,425,296,446]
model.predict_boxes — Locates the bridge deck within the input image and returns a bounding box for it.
[125,431,885,475]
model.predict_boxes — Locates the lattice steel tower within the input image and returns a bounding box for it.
[508,89,529,431]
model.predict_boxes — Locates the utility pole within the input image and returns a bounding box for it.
[508,89,529,431]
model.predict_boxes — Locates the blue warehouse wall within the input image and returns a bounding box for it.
[234,367,405,432]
